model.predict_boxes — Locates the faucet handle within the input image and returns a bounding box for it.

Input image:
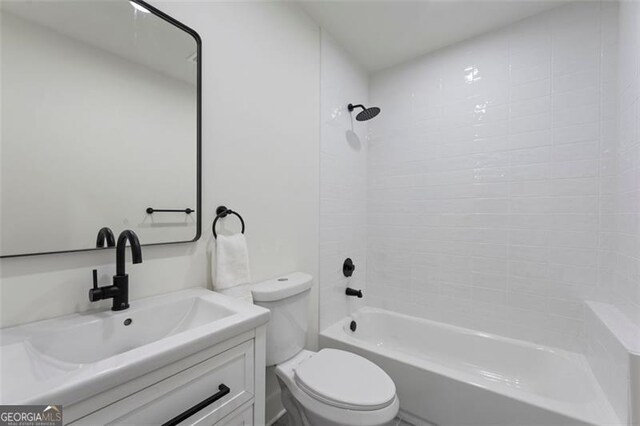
[343,258,355,277]
[89,269,104,302]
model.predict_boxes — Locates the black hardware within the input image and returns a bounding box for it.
[89,230,143,311]
[348,103,381,122]
[346,288,363,298]
[216,206,230,218]
[343,258,355,277]
[89,269,105,302]
[212,206,245,239]
[123,318,133,326]
[96,227,116,248]
[146,207,194,214]
[0,2,202,259]
[116,230,142,276]
[162,384,231,426]
[350,320,357,332]
[89,268,121,304]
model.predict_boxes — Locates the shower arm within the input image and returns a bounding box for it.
[348,103,365,112]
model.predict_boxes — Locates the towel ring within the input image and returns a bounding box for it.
[212,206,245,239]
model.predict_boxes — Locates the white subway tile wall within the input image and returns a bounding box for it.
[585,304,630,423]
[366,2,620,351]
[607,0,640,329]
[584,3,640,421]
[319,32,369,329]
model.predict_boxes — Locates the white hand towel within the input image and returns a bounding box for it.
[214,233,251,291]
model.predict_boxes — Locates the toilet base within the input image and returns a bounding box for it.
[278,377,396,426]
[277,377,313,426]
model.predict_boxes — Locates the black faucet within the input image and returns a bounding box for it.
[346,288,363,298]
[89,230,142,311]
[96,227,116,248]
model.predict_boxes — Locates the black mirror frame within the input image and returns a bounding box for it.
[1,0,202,258]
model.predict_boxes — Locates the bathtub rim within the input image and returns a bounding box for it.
[320,307,620,426]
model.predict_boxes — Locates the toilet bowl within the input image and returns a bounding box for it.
[249,272,399,426]
[275,350,399,426]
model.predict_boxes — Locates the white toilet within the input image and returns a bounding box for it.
[250,272,399,426]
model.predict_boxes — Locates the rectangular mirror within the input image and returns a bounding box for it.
[1,0,201,257]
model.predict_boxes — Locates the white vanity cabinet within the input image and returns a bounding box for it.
[0,290,268,426]
[66,329,266,426]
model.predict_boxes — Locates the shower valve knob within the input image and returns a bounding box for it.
[343,258,355,277]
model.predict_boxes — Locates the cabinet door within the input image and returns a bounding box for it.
[72,341,254,425]
[189,404,253,426]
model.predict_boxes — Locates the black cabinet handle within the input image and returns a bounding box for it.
[162,384,231,426]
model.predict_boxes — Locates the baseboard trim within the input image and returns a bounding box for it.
[266,409,287,426]
[398,408,437,426]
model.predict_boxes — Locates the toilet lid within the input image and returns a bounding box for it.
[294,349,396,411]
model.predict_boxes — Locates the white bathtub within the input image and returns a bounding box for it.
[320,307,621,426]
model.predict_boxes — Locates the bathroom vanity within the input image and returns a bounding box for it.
[0,289,269,425]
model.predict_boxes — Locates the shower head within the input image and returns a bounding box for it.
[348,103,381,121]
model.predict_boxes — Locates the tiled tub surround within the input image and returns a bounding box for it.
[585,302,640,424]
[319,32,369,330]
[608,0,640,332]
[366,2,618,353]
[584,2,640,424]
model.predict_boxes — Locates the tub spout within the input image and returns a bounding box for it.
[346,288,363,298]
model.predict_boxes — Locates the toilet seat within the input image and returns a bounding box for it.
[276,350,399,426]
[294,349,396,411]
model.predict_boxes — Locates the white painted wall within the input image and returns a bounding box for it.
[319,31,369,331]
[365,2,618,352]
[0,2,320,422]
[1,11,197,255]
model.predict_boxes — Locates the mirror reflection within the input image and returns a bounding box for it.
[1,0,200,257]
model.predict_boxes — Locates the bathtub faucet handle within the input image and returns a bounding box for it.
[346,288,363,298]
[343,258,355,277]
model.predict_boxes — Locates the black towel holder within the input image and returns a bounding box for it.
[146,207,194,214]
[212,206,245,239]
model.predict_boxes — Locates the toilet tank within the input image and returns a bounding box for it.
[251,272,312,366]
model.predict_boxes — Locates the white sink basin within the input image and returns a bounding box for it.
[0,288,269,405]
[30,297,234,364]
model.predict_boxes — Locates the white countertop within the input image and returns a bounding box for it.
[0,288,269,406]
